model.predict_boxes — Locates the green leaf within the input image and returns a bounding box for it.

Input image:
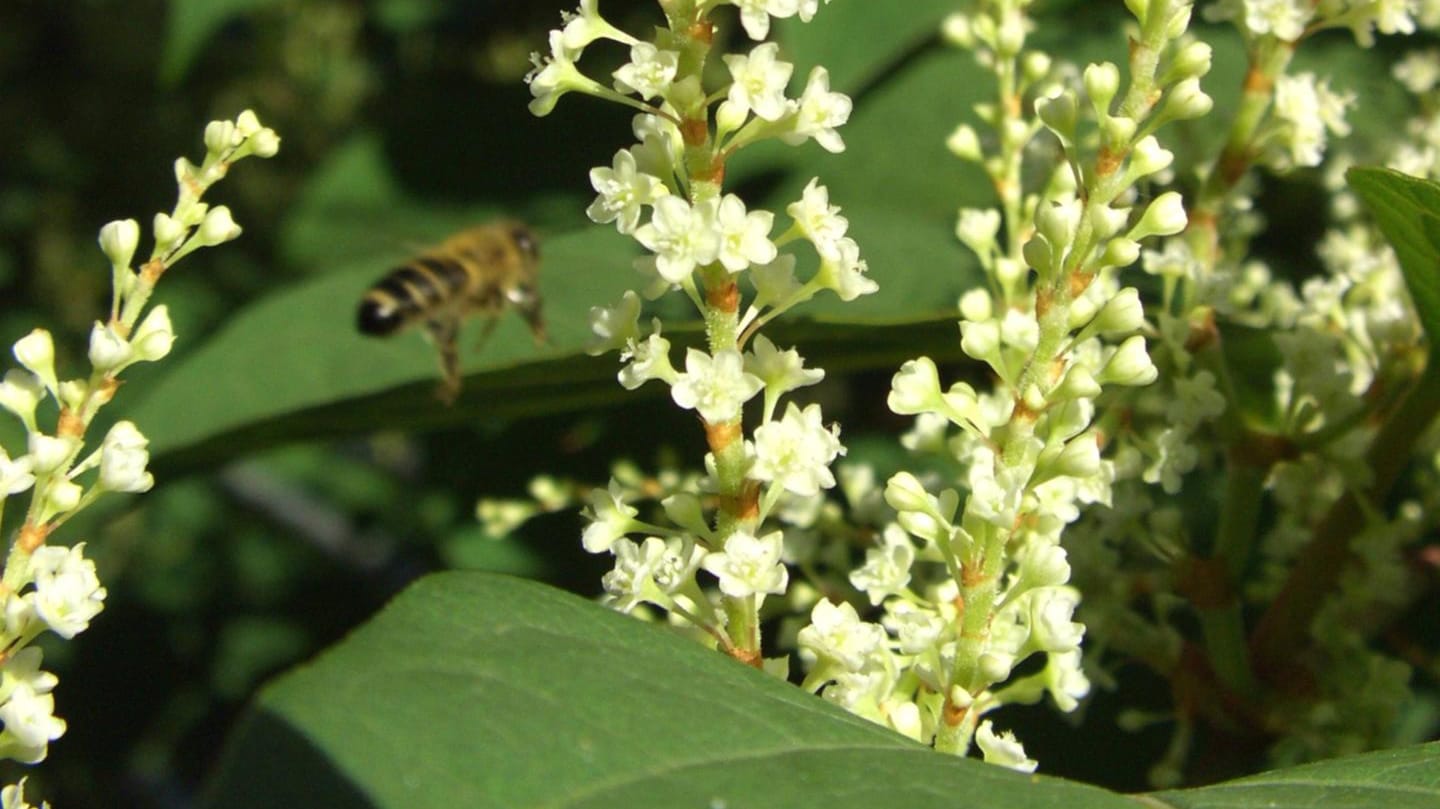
[1150,743,1440,808]
[160,0,283,83]
[1347,167,1440,347]
[199,571,1129,808]
[200,571,1440,808]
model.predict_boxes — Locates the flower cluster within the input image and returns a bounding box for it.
[795,0,1211,764]
[0,111,277,796]
[529,0,863,663]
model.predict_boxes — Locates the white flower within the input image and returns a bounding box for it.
[587,291,643,356]
[797,598,888,672]
[882,599,946,654]
[602,536,701,612]
[783,67,852,153]
[731,0,801,40]
[744,335,823,396]
[670,348,764,424]
[702,530,788,598]
[634,196,721,283]
[99,420,154,493]
[613,42,679,100]
[0,682,65,764]
[587,149,669,235]
[581,479,639,554]
[560,0,637,50]
[714,195,777,272]
[28,543,106,640]
[526,30,603,116]
[724,42,794,122]
[748,254,803,310]
[787,179,849,259]
[1043,649,1092,712]
[795,0,831,22]
[1270,73,1354,168]
[850,524,914,605]
[1028,587,1085,653]
[751,402,844,496]
[618,326,678,390]
[975,721,1037,772]
[815,236,877,301]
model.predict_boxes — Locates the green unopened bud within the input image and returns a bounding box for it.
[1100,114,1136,146]
[889,357,944,415]
[205,120,239,154]
[13,329,57,394]
[0,370,44,430]
[1098,335,1158,386]
[1053,364,1102,400]
[1021,51,1052,83]
[1128,135,1175,179]
[959,288,993,322]
[941,13,974,48]
[58,379,88,411]
[1166,4,1192,38]
[946,124,982,161]
[1022,235,1056,277]
[1100,237,1142,269]
[1169,41,1212,81]
[98,219,140,269]
[153,212,185,249]
[197,206,242,246]
[1124,0,1147,23]
[235,109,263,137]
[249,127,281,158]
[995,9,1026,56]
[1084,62,1121,115]
[1160,77,1213,121]
[45,478,83,516]
[1036,198,1081,251]
[1128,192,1188,241]
[1093,287,1146,334]
[1036,92,1078,141]
[884,471,940,517]
[1091,205,1130,240]
[662,493,710,538]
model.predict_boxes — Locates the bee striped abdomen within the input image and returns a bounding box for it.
[357,220,544,403]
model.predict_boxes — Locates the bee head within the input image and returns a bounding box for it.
[509,223,539,263]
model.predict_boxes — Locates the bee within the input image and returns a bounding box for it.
[357,220,546,404]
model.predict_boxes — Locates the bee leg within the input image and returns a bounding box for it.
[423,316,462,405]
[508,284,548,345]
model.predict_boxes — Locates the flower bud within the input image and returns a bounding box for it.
[58,379,88,411]
[978,651,1015,682]
[1128,191,1188,241]
[249,127,281,158]
[960,319,1002,367]
[98,219,140,269]
[1053,364,1101,400]
[941,13,974,47]
[99,421,154,493]
[1084,62,1120,115]
[28,433,76,474]
[888,358,943,415]
[1100,237,1141,269]
[131,305,176,362]
[13,330,57,394]
[1098,335,1158,386]
[959,288,993,322]
[0,370,44,428]
[205,120,238,154]
[1100,114,1136,145]
[1160,77,1213,121]
[174,156,199,186]
[1093,287,1146,334]
[87,322,132,373]
[45,478,83,514]
[235,109,262,137]
[1036,198,1081,251]
[884,472,935,516]
[1020,51,1051,83]
[153,212,185,248]
[955,207,1001,253]
[197,206,242,246]
[1035,91,1078,140]
[945,124,982,161]
[1170,41,1212,81]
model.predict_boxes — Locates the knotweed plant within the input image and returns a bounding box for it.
[518,0,1440,780]
[527,0,865,668]
[0,112,278,805]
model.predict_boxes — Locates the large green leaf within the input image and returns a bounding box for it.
[1347,168,1440,347]
[200,571,1440,808]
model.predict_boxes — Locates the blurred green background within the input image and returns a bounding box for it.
[0,1,1431,805]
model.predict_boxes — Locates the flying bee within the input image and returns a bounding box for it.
[357,220,545,404]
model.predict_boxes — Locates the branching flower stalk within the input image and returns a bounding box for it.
[529,0,866,664]
[0,111,278,801]
[798,0,1212,766]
